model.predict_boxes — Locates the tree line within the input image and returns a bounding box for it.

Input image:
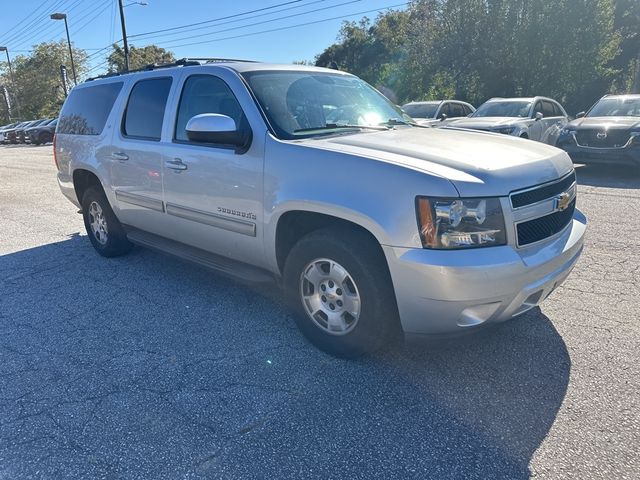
[315,0,640,114]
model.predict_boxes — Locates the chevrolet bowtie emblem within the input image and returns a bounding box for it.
[555,191,572,212]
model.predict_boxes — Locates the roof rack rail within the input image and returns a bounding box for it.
[85,57,258,82]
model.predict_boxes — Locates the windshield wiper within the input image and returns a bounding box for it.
[379,118,424,127]
[293,123,389,133]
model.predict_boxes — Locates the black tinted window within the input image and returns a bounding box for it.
[123,78,172,140]
[175,75,245,142]
[552,102,564,116]
[541,101,556,117]
[448,103,465,118]
[58,82,123,135]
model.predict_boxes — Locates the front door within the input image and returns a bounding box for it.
[159,73,264,267]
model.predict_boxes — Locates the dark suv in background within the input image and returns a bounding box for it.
[26,118,57,144]
[556,94,640,167]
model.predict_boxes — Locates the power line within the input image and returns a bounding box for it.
[130,0,330,42]
[139,0,363,46]
[84,1,408,78]
[8,0,85,49]
[2,0,73,46]
[0,0,53,43]
[17,0,101,48]
[128,0,306,39]
[161,2,408,50]
[70,0,114,36]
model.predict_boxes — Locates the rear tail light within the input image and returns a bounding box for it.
[53,134,60,170]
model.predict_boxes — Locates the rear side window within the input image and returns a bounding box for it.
[58,82,123,135]
[122,77,172,140]
[552,102,564,117]
[541,101,557,117]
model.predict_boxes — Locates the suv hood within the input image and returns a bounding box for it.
[304,127,572,197]
[446,116,531,129]
[568,116,640,130]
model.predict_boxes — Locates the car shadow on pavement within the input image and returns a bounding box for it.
[0,234,569,479]
[575,163,640,189]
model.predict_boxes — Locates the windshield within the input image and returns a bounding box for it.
[242,71,411,139]
[473,101,532,118]
[588,97,640,117]
[402,103,439,119]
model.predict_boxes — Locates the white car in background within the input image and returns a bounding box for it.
[445,97,569,144]
[402,100,475,126]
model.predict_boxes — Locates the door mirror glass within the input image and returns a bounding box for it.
[438,112,448,121]
[185,114,244,146]
[534,111,544,121]
[575,111,586,118]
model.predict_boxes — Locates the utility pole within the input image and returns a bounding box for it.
[118,0,130,72]
[0,46,22,119]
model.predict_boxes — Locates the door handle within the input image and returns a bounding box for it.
[166,158,188,171]
[111,152,129,161]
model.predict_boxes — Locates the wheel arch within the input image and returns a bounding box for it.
[272,206,389,276]
[72,168,105,206]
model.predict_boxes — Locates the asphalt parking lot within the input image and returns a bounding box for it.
[1,144,639,479]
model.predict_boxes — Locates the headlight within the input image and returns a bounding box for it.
[560,127,577,135]
[492,126,517,135]
[416,197,507,249]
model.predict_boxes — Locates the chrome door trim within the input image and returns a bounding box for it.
[115,190,165,212]
[165,203,256,237]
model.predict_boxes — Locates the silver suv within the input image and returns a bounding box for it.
[55,59,586,357]
[447,96,569,144]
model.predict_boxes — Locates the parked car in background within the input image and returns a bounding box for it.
[402,100,475,126]
[445,97,569,145]
[555,94,640,167]
[55,59,585,357]
[4,121,31,144]
[26,118,57,145]
[16,119,48,143]
[0,122,20,143]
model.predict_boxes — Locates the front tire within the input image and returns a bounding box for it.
[283,227,399,358]
[81,186,133,257]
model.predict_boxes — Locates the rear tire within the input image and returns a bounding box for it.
[283,226,399,358]
[81,186,133,257]
[39,132,52,144]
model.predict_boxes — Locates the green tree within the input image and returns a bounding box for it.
[314,0,630,112]
[106,44,175,73]
[0,40,88,122]
[315,10,410,97]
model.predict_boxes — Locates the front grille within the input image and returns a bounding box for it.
[511,172,576,209]
[575,129,630,148]
[517,199,576,246]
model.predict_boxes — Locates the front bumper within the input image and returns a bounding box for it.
[383,209,586,335]
[557,136,640,166]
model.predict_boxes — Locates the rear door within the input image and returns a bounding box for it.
[109,74,175,233]
[539,100,565,144]
[528,100,546,141]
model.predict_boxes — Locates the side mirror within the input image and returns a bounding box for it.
[575,111,586,118]
[186,114,245,147]
[438,113,448,121]
[534,111,544,121]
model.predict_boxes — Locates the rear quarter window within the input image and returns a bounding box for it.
[58,82,123,135]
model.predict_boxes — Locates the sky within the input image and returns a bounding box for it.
[0,0,408,76]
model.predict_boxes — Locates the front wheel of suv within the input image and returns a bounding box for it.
[81,187,133,257]
[283,226,399,358]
